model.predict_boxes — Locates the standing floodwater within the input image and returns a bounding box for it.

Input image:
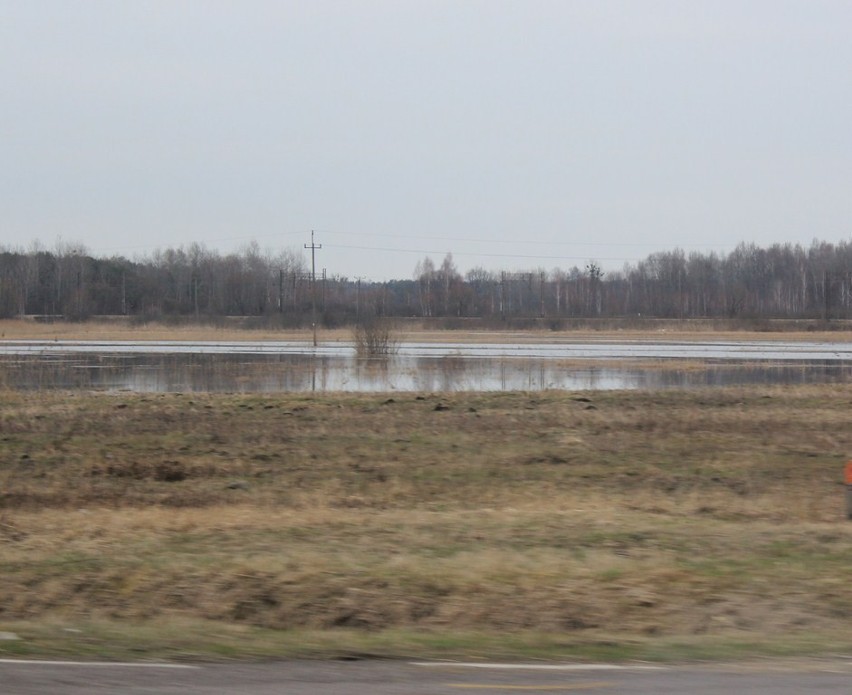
[0,339,851,392]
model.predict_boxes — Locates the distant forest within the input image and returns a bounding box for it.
[1,239,851,324]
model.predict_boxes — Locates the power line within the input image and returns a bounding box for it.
[85,227,729,258]
[90,230,309,255]
[324,243,641,263]
[321,229,730,249]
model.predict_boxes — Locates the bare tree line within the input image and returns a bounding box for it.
[1,239,851,324]
[413,241,852,322]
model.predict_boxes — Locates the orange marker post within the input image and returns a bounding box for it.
[846,461,852,520]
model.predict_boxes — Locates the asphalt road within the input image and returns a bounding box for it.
[2,658,852,694]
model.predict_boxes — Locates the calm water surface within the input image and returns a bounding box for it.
[1,339,851,392]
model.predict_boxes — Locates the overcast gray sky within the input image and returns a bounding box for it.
[2,1,851,280]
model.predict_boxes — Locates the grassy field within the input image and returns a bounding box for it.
[2,317,852,344]
[1,386,851,661]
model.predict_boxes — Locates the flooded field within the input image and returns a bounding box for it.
[0,339,851,392]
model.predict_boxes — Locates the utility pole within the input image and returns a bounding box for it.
[121,271,127,316]
[355,276,365,321]
[304,231,322,347]
[500,272,506,321]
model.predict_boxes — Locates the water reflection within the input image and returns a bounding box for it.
[0,352,850,392]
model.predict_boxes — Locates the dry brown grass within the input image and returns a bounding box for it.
[1,386,852,659]
[2,317,851,344]
[0,319,326,342]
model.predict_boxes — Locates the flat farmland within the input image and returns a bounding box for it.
[2,317,852,344]
[1,386,851,661]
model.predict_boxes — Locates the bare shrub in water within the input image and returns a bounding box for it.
[353,318,399,357]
